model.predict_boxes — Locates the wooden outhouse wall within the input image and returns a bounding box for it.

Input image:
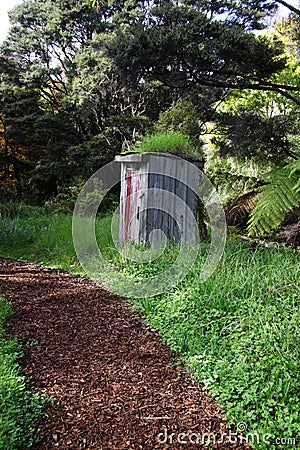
[115,152,200,246]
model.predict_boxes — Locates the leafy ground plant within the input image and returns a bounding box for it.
[128,240,300,450]
[0,296,47,449]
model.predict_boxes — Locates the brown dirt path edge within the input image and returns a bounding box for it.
[0,258,250,450]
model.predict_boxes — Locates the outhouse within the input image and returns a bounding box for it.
[115,152,203,246]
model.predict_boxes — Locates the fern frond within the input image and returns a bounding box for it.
[247,168,300,236]
[286,158,300,193]
[287,158,300,174]
[294,180,300,193]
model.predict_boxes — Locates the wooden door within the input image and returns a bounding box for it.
[124,168,143,243]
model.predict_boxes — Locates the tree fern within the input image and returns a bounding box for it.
[247,166,300,236]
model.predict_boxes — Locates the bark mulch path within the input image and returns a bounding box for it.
[0,257,250,449]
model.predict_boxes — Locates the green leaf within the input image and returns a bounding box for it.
[247,167,300,236]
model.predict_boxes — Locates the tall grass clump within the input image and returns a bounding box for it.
[131,131,200,158]
[0,201,117,273]
[0,201,79,269]
[0,296,46,448]
[0,201,44,220]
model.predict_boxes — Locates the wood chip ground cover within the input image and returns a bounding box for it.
[0,257,250,449]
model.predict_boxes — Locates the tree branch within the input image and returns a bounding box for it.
[275,0,300,16]
[189,76,300,107]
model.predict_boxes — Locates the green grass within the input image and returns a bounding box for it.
[0,201,114,270]
[0,201,80,269]
[129,241,300,448]
[0,202,299,449]
[0,296,47,449]
[130,131,200,157]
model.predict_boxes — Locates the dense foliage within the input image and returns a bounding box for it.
[0,1,299,207]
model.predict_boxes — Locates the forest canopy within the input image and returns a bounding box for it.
[1,0,300,227]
